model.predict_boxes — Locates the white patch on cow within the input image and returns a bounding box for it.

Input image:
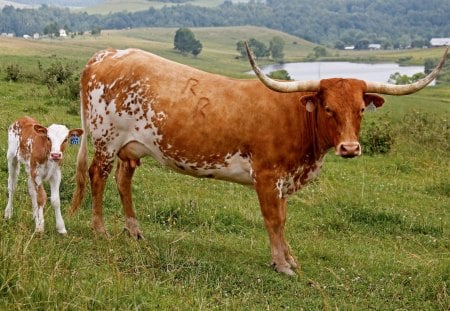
[276,158,325,198]
[112,49,132,59]
[94,50,114,64]
[169,151,253,185]
[307,158,324,181]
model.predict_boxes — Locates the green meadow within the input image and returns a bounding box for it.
[0,27,448,310]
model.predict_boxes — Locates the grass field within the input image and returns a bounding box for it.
[0,27,449,310]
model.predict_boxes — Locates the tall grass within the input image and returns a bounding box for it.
[0,29,448,310]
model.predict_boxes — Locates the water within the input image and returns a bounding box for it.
[254,62,425,83]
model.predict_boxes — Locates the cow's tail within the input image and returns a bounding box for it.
[69,96,89,215]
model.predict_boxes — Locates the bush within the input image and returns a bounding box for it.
[5,64,21,82]
[42,60,79,99]
[400,110,449,151]
[268,69,291,81]
[360,119,394,155]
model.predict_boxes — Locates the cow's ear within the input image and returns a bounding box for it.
[33,124,48,136]
[364,94,385,108]
[299,94,318,112]
[69,128,84,137]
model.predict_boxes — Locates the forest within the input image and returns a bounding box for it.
[0,0,449,48]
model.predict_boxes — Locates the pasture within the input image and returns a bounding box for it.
[0,28,449,310]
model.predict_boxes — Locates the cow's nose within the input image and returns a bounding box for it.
[336,142,361,158]
[50,152,62,160]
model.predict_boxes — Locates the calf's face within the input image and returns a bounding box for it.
[33,124,83,162]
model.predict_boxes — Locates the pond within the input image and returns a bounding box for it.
[253,62,425,83]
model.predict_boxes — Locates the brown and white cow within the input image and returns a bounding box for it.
[5,117,83,234]
[70,44,447,275]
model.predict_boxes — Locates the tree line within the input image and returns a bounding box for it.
[1,0,449,49]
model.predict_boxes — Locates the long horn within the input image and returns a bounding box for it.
[366,47,448,95]
[244,41,320,92]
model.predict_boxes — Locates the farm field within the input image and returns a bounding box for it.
[0,27,449,310]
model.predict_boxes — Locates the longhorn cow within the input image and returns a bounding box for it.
[70,43,447,275]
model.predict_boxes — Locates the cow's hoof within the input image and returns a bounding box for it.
[124,227,144,240]
[4,208,12,220]
[272,262,297,276]
[125,217,143,240]
[57,229,68,235]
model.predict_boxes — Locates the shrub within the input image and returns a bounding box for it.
[400,110,449,151]
[360,119,394,155]
[42,60,79,100]
[268,69,291,81]
[5,64,21,82]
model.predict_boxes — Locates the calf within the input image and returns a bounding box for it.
[5,116,83,234]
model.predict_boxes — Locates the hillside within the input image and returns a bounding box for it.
[0,26,317,78]
[1,0,449,48]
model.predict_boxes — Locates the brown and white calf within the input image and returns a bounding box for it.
[5,116,83,234]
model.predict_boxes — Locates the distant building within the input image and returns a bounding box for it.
[23,34,31,39]
[59,29,67,37]
[33,33,40,40]
[344,46,355,50]
[430,38,450,47]
[368,44,381,50]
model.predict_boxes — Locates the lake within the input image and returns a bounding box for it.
[254,62,425,83]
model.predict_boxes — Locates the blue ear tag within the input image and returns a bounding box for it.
[70,135,80,145]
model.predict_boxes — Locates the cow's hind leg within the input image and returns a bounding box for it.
[89,156,113,236]
[115,159,142,239]
[255,173,299,276]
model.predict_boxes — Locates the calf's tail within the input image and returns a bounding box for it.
[69,98,89,215]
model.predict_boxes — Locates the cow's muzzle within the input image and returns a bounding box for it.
[50,152,63,161]
[336,142,361,158]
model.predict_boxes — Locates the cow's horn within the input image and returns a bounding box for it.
[366,47,448,95]
[244,41,320,92]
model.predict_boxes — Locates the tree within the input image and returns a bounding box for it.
[91,26,101,36]
[174,28,202,57]
[268,69,291,81]
[269,36,285,62]
[313,46,328,58]
[43,22,60,37]
[248,38,269,59]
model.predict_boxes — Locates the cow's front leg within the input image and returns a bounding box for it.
[115,159,142,239]
[255,174,298,275]
[89,157,113,236]
[49,171,67,234]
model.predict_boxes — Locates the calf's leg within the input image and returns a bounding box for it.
[5,156,20,219]
[115,159,142,239]
[28,177,46,233]
[49,170,67,234]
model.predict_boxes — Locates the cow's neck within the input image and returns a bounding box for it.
[304,109,330,163]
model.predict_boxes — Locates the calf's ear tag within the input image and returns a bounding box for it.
[70,135,80,145]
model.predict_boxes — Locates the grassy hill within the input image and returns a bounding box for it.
[0,26,448,310]
[0,26,317,77]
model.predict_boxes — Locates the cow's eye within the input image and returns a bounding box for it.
[324,106,333,116]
